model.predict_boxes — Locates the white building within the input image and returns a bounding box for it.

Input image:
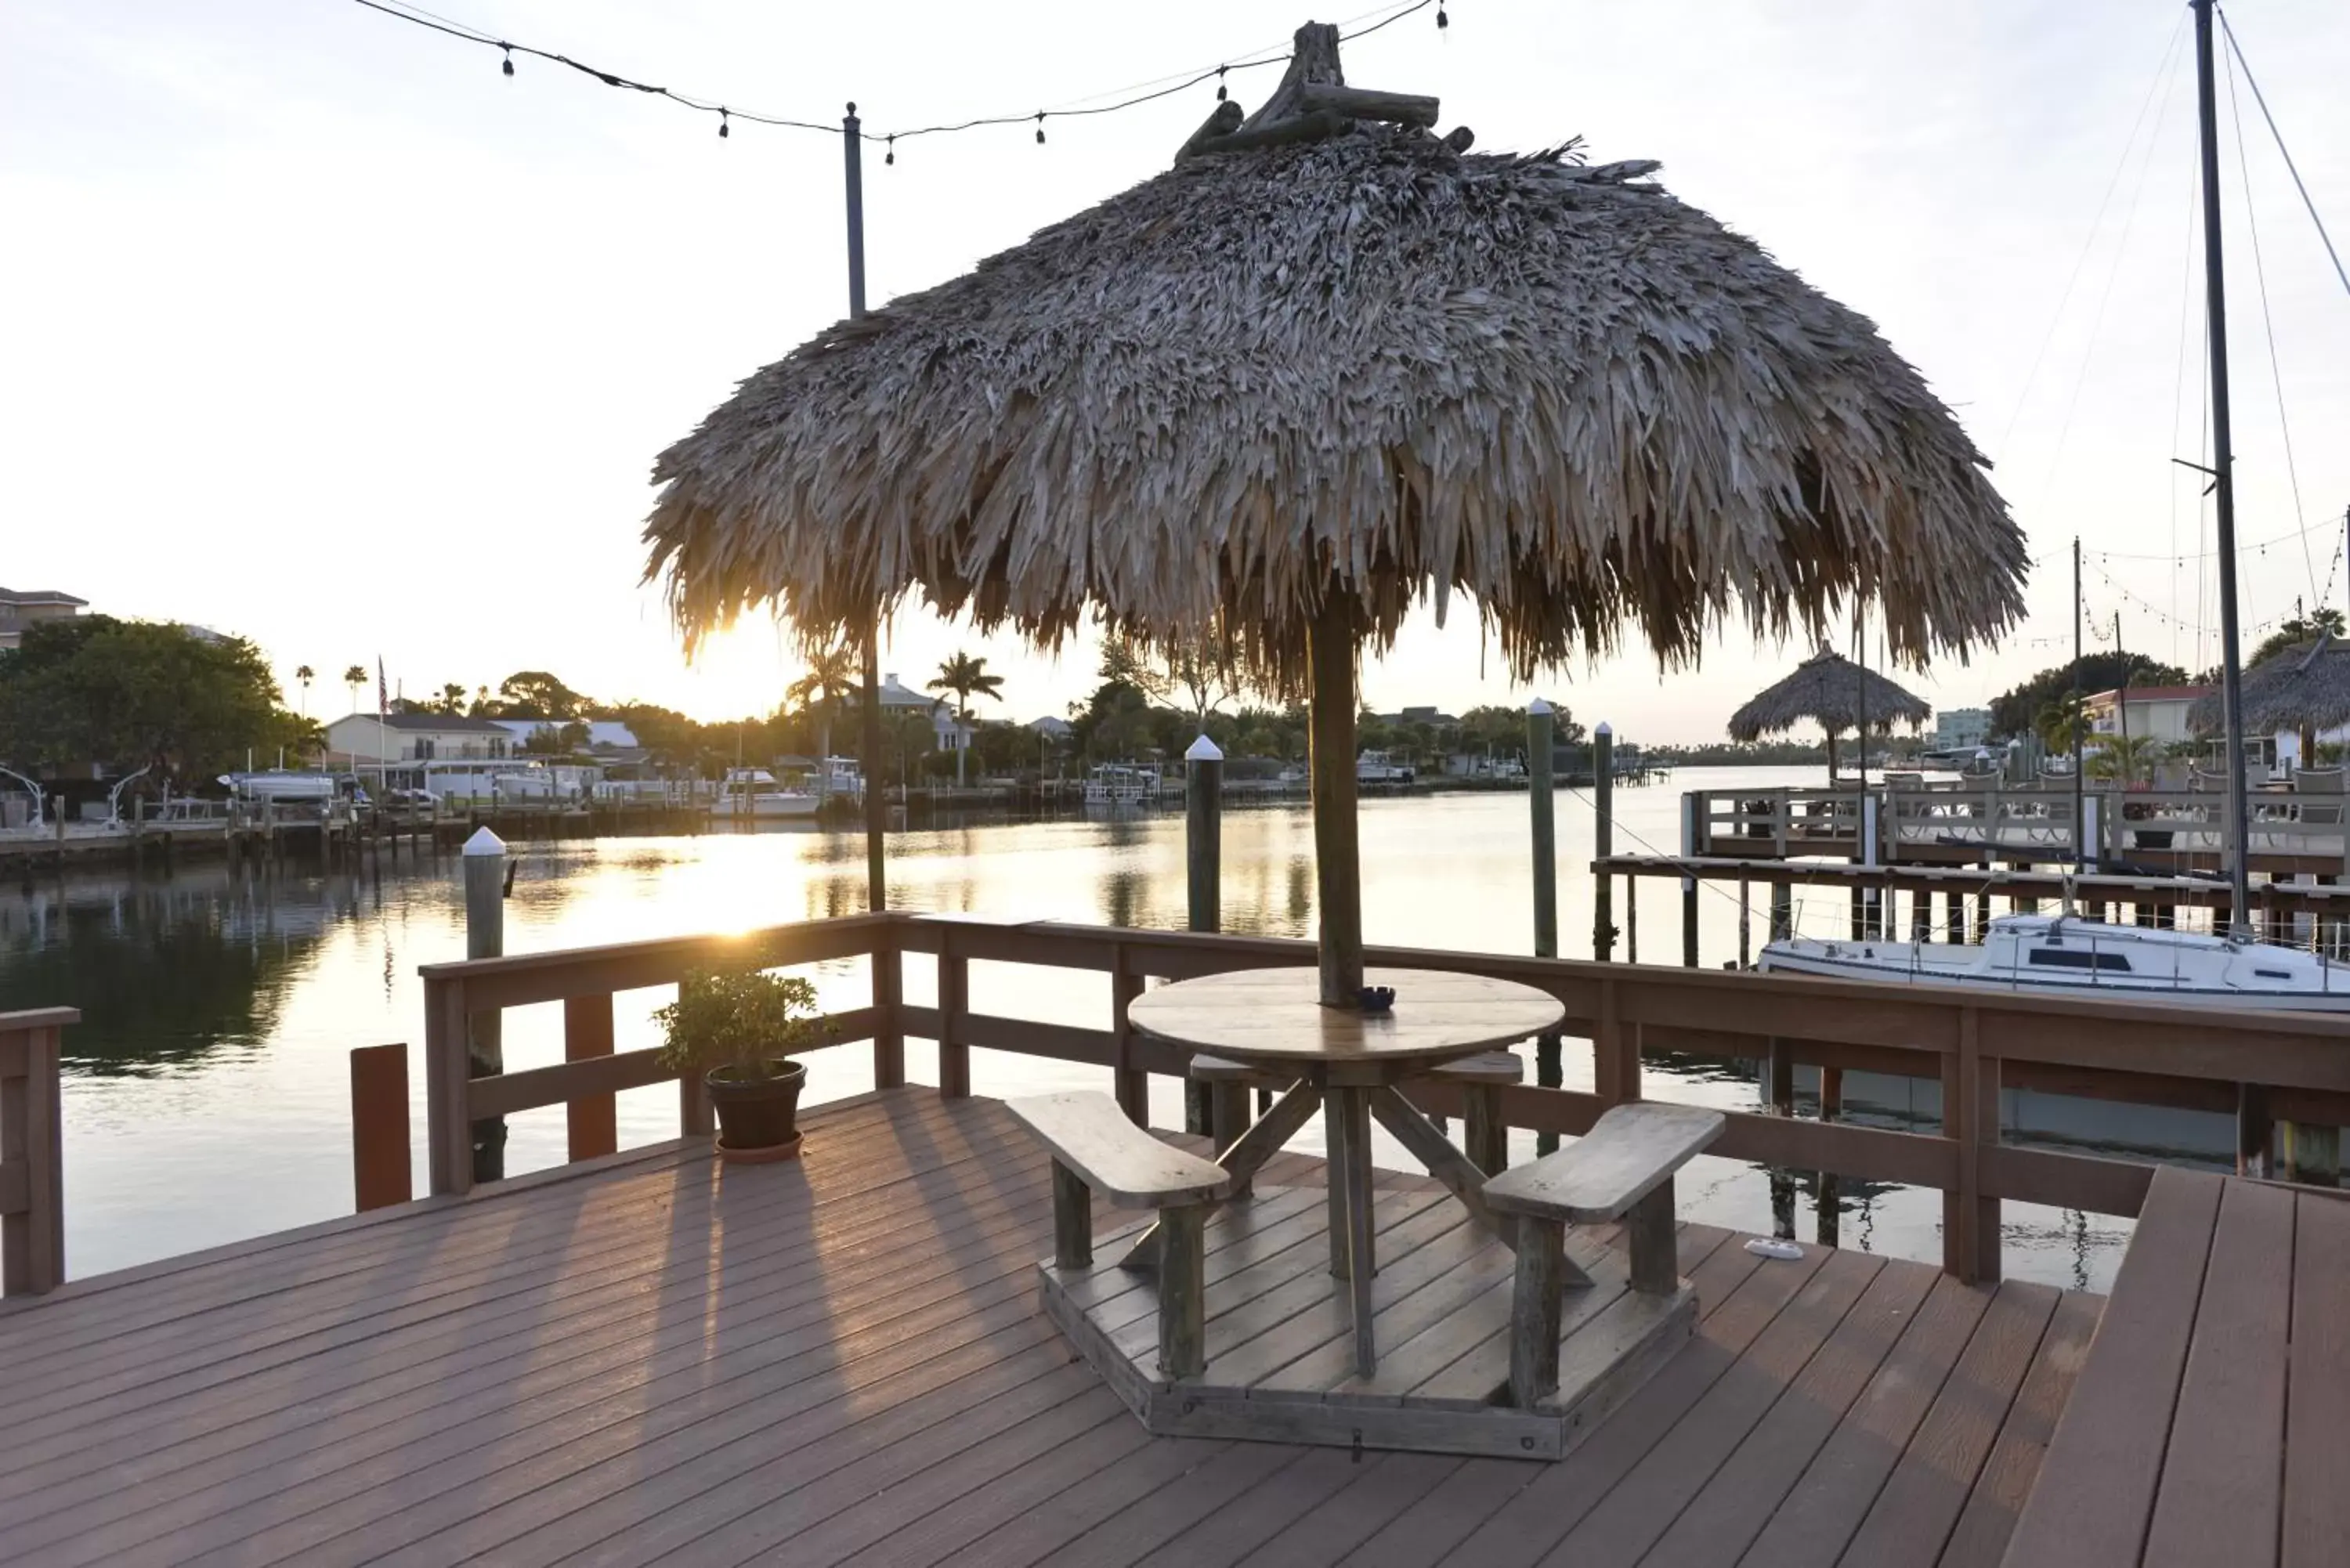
[2084,686,2209,746]
[1930,706,1990,750]
[878,672,971,751]
[324,712,519,765]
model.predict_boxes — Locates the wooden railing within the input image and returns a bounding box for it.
[408,912,2350,1285]
[1691,782,2350,872]
[2,1007,74,1296]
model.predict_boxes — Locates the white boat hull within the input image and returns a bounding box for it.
[708,794,819,819]
[1759,913,2350,1012]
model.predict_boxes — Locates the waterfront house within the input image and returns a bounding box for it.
[879,671,971,753]
[2084,684,2209,745]
[0,587,85,650]
[322,711,518,764]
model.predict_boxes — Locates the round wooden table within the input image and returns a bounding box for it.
[1128,966,1564,1375]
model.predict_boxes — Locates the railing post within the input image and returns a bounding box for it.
[1592,977,1637,1107]
[938,930,971,1099]
[1,1010,72,1296]
[1593,723,1614,960]
[349,1043,413,1212]
[1943,1006,2001,1284]
[461,827,508,1184]
[872,919,906,1089]
[1111,946,1148,1125]
[562,994,617,1162]
[424,975,473,1196]
[1186,737,1225,1137]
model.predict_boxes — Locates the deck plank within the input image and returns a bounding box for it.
[1636,1254,1940,1567]
[1936,1288,2102,1568]
[1532,1247,1888,1564]
[1835,1278,2060,1568]
[1735,1273,1996,1568]
[2001,1165,2225,1568]
[2284,1191,2350,1568]
[2139,1176,2294,1568]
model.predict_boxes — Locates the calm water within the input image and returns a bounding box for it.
[1,767,2142,1288]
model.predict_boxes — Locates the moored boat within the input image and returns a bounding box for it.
[1759,909,2350,1011]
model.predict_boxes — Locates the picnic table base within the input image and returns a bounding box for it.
[1036,1184,1695,1461]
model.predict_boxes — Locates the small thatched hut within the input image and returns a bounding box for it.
[646,23,2023,1004]
[1727,649,1932,782]
[2187,634,2350,761]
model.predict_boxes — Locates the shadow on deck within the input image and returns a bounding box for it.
[0,1089,2099,1567]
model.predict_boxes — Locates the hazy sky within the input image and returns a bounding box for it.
[5,1,2347,739]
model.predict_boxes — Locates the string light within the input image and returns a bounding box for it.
[1437,3,1450,30]
[346,0,1445,151]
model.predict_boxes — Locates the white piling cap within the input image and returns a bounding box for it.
[1184,735,1224,762]
[461,826,508,857]
[1527,698,1553,716]
[1596,721,1613,736]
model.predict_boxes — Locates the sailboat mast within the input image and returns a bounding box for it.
[2072,535,2084,873]
[2193,0,2252,934]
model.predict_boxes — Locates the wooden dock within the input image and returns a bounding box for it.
[1,1089,2101,1567]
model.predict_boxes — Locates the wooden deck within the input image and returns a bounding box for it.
[2005,1166,2350,1568]
[0,1089,2101,1567]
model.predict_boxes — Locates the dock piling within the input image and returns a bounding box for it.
[462,828,507,1183]
[1679,792,1698,968]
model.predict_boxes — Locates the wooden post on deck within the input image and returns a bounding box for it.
[1529,702,1564,1154]
[1186,735,1224,1137]
[1307,597,1364,1008]
[1,1008,72,1296]
[1593,724,1615,960]
[562,994,617,1162]
[461,827,507,1184]
[349,1043,413,1211]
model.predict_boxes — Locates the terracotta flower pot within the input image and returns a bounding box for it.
[705,1059,807,1162]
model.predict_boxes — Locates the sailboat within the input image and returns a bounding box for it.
[1762,0,2344,1010]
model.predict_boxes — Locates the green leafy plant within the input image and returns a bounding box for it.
[653,969,829,1082]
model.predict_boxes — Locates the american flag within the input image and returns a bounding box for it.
[376,657,388,719]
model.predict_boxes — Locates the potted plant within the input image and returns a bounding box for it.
[655,967,830,1162]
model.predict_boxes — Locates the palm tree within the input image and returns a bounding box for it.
[343,664,367,714]
[437,682,468,715]
[2088,733,2160,786]
[927,652,1005,786]
[784,641,861,794]
[295,665,314,716]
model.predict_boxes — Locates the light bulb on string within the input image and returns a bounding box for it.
[718,108,729,139]
[1216,66,1227,102]
[885,135,895,166]
[1036,110,1047,145]
[1437,3,1448,30]
[501,45,514,77]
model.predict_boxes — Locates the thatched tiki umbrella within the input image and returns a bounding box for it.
[2188,634,2350,768]
[645,23,2023,1009]
[1729,649,1934,784]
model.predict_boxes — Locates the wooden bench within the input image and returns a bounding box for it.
[1483,1101,1725,1408]
[1005,1091,1231,1379]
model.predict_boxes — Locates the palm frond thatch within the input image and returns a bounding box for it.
[645,125,2023,692]
[2187,636,2350,735]
[1727,649,1932,741]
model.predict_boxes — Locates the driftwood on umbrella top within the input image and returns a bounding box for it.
[1728,649,1932,783]
[645,22,2024,1006]
[2187,634,2350,757]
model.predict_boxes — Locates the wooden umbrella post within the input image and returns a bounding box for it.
[1308,597,1364,1009]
